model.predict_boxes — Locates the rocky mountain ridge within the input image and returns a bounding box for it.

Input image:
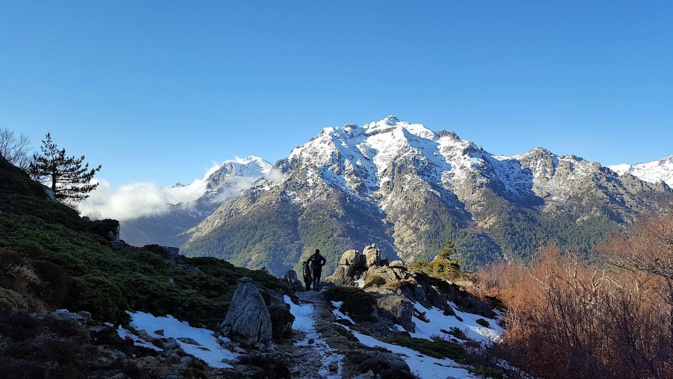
[182,117,673,276]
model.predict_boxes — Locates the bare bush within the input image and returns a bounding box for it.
[0,127,31,169]
[480,238,673,378]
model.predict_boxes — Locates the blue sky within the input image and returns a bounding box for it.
[2,1,672,187]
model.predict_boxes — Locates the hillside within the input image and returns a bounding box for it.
[182,117,673,276]
[1,156,518,378]
[0,156,294,377]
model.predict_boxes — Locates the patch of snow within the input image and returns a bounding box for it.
[351,330,478,379]
[117,326,162,351]
[411,303,503,344]
[330,301,355,325]
[608,155,673,187]
[125,311,236,368]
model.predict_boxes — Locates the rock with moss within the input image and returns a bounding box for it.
[220,277,272,345]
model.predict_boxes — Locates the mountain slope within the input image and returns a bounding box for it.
[121,156,271,246]
[182,117,673,276]
[609,155,673,187]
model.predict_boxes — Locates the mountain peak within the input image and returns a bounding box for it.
[384,115,400,125]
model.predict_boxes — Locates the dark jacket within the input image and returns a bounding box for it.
[308,252,326,268]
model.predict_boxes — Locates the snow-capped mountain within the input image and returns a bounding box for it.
[608,156,673,188]
[182,117,672,276]
[121,156,272,247]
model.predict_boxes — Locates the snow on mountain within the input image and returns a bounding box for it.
[200,156,273,203]
[183,116,673,275]
[608,155,673,187]
[283,116,603,209]
[118,156,272,247]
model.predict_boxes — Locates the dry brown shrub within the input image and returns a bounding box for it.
[478,239,673,379]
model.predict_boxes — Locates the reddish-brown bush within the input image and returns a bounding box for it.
[479,236,673,378]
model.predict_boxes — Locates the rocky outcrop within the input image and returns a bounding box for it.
[363,244,382,268]
[375,295,415,332]
[282,269,303,291]
[326,244,497,322]
[220,277,272,345]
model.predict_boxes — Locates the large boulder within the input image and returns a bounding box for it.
[362,265,410,286]
[220,277,272,345]
[324,265,356,287]
[363,244,382,268]
[376,295,415,332]
[339,249,366,270]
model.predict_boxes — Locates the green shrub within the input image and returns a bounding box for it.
[391,335,466,361]
[323,287,376,321]
[268,304,295,339]
[72,274,127,323]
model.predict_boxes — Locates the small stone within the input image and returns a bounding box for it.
[308,338,315,345]
[177,337,199,345]
[154,329,165,336]
[180,356,193,365]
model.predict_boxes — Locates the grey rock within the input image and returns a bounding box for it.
[363,265,410,286]
[363,244,382,268]
[220,277,272,344]
[177,337,200,345]
[339,249,366,270]
[282,269,303,290]
[325,265,356,287]
[376,295,415,332]
[162,338,179,350]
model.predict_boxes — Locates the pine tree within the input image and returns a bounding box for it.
[439,240,457,260]
[28,133,101,203]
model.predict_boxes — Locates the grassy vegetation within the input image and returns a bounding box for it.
[323,287,377,321]
[391,335,466,361]
[0,157,293,331]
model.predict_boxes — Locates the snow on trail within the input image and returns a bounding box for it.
[285,294,344,379]
[330,300,503,379]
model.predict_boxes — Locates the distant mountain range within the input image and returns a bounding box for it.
[120,157,271,247]
[164,116,673,276]
[608,156,673,187]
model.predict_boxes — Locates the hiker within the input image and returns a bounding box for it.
[307,249,326,291]
[302,260,312,291]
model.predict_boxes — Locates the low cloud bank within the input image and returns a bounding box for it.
[79,161,272,221]
[79,164,220,221]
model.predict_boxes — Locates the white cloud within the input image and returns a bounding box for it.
[79,180,173,221]
[266,167,285,184]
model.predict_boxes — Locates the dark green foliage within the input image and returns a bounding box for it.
[323,287,377,321]
[85,219,121,241]
[413,240,463,281]
[268,304,295,339]
[28,133,101,203]
[0,159,294,329]
[391,335,466,361]
[237,355,292,379]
